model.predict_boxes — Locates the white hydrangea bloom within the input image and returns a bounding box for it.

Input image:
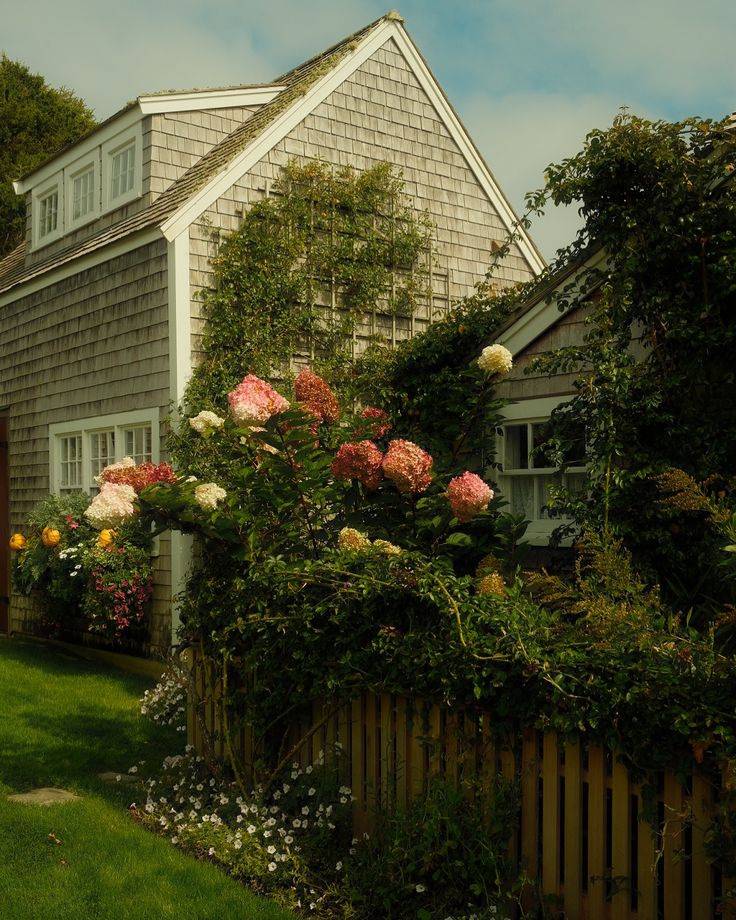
[477,344,513,376]
[194,483,227,511]
[189,410,225,436]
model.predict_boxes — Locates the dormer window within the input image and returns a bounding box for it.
[102,125,142,210]
[38,189,59,238]
[111,143,135,199]
[72,167,95,220]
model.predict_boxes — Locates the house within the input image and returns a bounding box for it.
[0,11,546,650]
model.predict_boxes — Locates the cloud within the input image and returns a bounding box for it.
[458,91,638,259]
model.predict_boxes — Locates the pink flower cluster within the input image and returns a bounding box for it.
[100,460,176,493]
[331,440,384,490]
[447,471,493,522]
[355,407,391,439]
[294,369,340,424]
[228,374,290,426]
[382,439,433,494]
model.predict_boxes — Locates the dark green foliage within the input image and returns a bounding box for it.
[0,56,96,257]
[529,113,736,619]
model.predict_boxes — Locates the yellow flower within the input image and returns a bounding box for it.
[478,573,506,596]
[338,527,371,552]
[97,529,116,547]
[373,539,402,556]
[9,533,26,551]
[41,527,61,548]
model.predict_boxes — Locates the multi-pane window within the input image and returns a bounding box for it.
[495,398,586,543]
[59,435,83,492]
[50,413,158,495]
[499,421,586,522]
[124,426,153,464]
[38,190,59,238]
[89,430,116,484]
[110,144,135,200]
[72,168,95,220]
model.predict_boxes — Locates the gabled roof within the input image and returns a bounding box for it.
[0,11,544,298]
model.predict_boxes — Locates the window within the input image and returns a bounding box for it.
[110,144,135,200]
[49,410,159,495]
[71,166,96,221]
[38,189,59,239]
[495,397,586,544]
[102,125,141,211]
[59,435,83,493]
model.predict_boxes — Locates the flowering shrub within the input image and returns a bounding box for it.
[11,463,163,643]
[447,471,494,523]
[294,369,340,424]
[381,438,433,494]
[477,343,513,376]
[228,374,290,426]
[330,440,384,490]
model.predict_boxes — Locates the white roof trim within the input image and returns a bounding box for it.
[498,248,608,356]
[161,20,398,241]
[160,19,544,278]
[138,86,284,114]
[0,226,162,305]
[388,28,545,276]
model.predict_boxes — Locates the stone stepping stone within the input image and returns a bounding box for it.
[7,788,80,805]
[97,771,139,784]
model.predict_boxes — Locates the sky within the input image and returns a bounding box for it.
[2,0,734,261]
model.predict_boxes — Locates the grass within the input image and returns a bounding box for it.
[0,636,297,920]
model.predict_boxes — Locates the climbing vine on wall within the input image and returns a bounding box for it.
[185,160,433,416]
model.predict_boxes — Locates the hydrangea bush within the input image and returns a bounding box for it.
[9,461,173,642]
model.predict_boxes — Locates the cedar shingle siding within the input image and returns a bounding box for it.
[0,15,545,650]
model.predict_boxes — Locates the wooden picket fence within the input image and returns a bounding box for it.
[186,658,735,920]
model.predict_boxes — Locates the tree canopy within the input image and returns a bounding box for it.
[0,55,96,258]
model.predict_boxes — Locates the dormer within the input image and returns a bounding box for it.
[14,84,284,256]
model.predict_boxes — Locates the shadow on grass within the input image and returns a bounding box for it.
[0,638,181,800]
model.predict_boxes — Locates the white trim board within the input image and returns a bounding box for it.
[138,87,283,114]
[498,247,608,356]
[161,19,545,278]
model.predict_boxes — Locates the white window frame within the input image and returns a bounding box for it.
[101,123,143,212]
[496,396,586,545]
[49,409,159,495]
[66,155,100,230]
[32,175,63,248]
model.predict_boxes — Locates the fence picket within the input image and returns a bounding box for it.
[185,661,726,918]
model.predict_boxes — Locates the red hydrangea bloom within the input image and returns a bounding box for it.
[100,461,177,493]
[294,369,340,424]
[356,407,391,439]
[331,440,384,490]
[228,374,290,426]
[447,471,493,522]
[382,439,433,494]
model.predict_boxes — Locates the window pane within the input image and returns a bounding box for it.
[509,476,534,518]
[504,424,529,470]
[73,169,95,219]
[39,191,59,238]
[59,435,82,491]
[123,425,152,463]
[89,430,115,479]
[111,145,135,199]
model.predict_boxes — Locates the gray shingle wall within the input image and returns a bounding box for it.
[147,107,259,198]
[189,37,537,364]
[495,307,588,402]
[1,239,173,650]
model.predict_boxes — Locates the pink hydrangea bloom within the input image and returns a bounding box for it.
[100,460,176,493]
[84,483,138,529]
[382,439,433,494]
[356,407,391,439]
[228,374,290,426]
[447,471,493,522]
[294,369,340,424]
[331,441,384,490]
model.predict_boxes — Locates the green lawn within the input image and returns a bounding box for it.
[0,637,296,920]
